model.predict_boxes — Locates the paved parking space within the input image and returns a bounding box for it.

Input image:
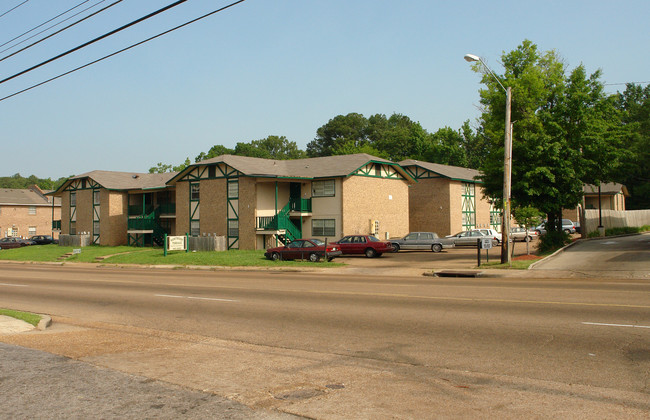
[329,240,540,276]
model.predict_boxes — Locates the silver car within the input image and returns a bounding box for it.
[390,232,454,253]
[446,230,499,247]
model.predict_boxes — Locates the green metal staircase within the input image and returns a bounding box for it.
[256,200,301,245]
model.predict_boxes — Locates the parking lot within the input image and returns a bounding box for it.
[329,239,541,276]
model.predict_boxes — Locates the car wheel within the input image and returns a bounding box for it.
[271,252,281,261]
[563,229,571,234]
[525,235,532,242]
[431,243,442,253]
[391,243,400,252]
[327,257,334,262]
[309,253,320,262]
[492,239,499,247]
[364,248,377,258]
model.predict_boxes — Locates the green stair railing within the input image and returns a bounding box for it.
[256,201,301,244]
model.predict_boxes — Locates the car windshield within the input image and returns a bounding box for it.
[310,239,324,245]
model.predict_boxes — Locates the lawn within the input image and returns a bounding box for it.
[0,308,41,327]
[0,244,342,267]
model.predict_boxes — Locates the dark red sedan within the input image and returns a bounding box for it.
[265,238,342,262]
[0,237,32,249]
[334,235,393,258]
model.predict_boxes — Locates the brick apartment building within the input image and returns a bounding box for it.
[0,185,61,239]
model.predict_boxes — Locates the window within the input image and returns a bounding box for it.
[28,206,36,215]
[28,227,36,236]
[312,180,335,197]
[190,183,200,201]
[228,180,238,199]
[312,219,335,236]
[190,220,200,236]
[228,220,239,237]
[93,221,100,235]
[374,163,382,177]
[208,166,216,178]
[93,190,100,205]
[70,221,76,235]
[70,192,76,207]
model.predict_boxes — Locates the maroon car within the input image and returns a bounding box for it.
[0,237,32,249]
[334,235,393,258]
[265,238,342,262]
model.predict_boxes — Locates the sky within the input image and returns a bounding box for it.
[1,0,648,179]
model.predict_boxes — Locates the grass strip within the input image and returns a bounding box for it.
[0,309,41,327]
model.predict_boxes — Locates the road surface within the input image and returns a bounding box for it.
[1,262,648,418]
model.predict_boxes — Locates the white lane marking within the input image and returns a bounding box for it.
[155,294,237,302]
[601,241,618,245]
[0,283,28,287]
[582,322,650,329]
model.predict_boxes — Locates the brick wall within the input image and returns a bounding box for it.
[0,204,60,238]
[408,177,452,236]
[175,182,189,235]
[341,176,409,240]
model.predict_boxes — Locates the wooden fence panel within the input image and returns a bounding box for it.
[584,209,650,234]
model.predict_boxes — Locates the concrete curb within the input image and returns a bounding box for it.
[37,314,52,331]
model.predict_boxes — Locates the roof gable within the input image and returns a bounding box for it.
[399,159,481,183]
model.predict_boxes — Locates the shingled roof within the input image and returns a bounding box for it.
[0,187,56,206]
[583,183,629,196]
[168,154,414,183]
[399,159,481,183]
[52,170,177,195]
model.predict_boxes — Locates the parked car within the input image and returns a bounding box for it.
[29,235,56,245]
[0,237,33,249]
[265,238,342,262]
[445,230,499,247]
[390,232,455,253]
[535,219,576,235]
[476,228,502,245]
[509,227,537,242]
[334,235,393,258]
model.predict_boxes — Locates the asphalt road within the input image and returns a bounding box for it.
[1,260,649,418]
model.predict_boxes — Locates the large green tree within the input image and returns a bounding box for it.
[475,40,625,232]
[615,83,650,209]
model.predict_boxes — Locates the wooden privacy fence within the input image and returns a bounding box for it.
[584,209,650,234]
[188,235,227,252]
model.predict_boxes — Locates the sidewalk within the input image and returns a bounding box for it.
[0,315,34,334]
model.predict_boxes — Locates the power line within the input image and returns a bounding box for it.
[0,0,93,49]
[0,0,190,86]
[0,0,30,20]
[0,0,123,63]
[0,0,248,103]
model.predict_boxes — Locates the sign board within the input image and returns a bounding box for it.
[167,236,187,251]
[72,248,81,254]
[480,238,493,249]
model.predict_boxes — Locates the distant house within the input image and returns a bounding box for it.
[399,160,496,236]
[167,154,414,250]
[0,185,61,239]
[51,171,177,246]
[563,183,630,222]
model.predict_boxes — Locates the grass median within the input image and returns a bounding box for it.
[0,244,342,267]
[0,309,41,327]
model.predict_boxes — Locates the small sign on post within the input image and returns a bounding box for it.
[164,234,188,256]
[72,248,81,255]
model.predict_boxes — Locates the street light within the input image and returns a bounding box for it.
[464,53,512,265]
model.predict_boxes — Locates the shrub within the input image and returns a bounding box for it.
[605,226,640,236]
[537,230,571,253]
[587,231,601,238]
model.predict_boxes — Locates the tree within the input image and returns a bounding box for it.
[307,113,370,157]
[475,40,624,237]
[195,145,234,162]
[367,113,429,161]
[512,205,542,255]
[241,136,306,160]
[421,127,469,167]
[615,83,650,209]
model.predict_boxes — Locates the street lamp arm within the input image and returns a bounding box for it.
[464,53,507,93]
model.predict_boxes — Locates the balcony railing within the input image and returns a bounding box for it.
[157,203,176,215]
[128,204,154,216]
[128,218,155,231]
[289,197,311,213]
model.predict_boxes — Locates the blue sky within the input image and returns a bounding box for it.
[1,0,648,179]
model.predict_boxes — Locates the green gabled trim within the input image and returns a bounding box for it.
[92,188,100,244]
[226,179,239,249]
